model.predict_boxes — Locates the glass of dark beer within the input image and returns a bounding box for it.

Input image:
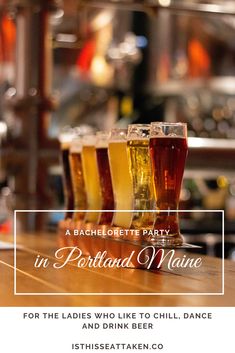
[69,136,87,222]
[149,122,188,246]
[59,127,75,219]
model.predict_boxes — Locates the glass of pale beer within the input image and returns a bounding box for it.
[149,122,188,246]
[81,134,102,223]
[127,124,154,238]
[108,129,133,228]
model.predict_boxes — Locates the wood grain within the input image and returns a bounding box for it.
[0,232,234,306]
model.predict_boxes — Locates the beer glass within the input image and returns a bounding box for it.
[81,134,102,223]
[96,131,114,225]
[69,136,87,222]
[108,129,133,228]
[127,124,154,235]
[149,122,188,246]
[59,127,75,219]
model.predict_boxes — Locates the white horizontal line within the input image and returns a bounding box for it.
[14,210,224,213]
[14,292,224,296]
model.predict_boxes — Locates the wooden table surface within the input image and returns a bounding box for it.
[0,232,234,307]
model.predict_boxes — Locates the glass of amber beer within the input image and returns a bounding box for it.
[96,131,114,225]
[149,122,188,246]
[81,134,102,223]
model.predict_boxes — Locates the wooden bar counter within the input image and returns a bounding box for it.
[0,232,235,307]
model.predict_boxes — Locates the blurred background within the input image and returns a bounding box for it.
[0,0,235,258]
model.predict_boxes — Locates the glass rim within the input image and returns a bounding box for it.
[110,128,128,132]
[150,122,187,126]
[96,130,110,137]
[128,123,151,127]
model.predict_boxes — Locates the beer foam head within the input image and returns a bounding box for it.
[58,126,75,148]
[96,131,110,148]
[70,138,82,153]
[61,141,71,149]
[127,124,150,140]
[150,122,187,138]
[82,134,97,146]
[109,128,127,142]
[96,141,108,148]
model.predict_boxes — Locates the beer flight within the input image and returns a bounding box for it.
[58,122,188,267]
